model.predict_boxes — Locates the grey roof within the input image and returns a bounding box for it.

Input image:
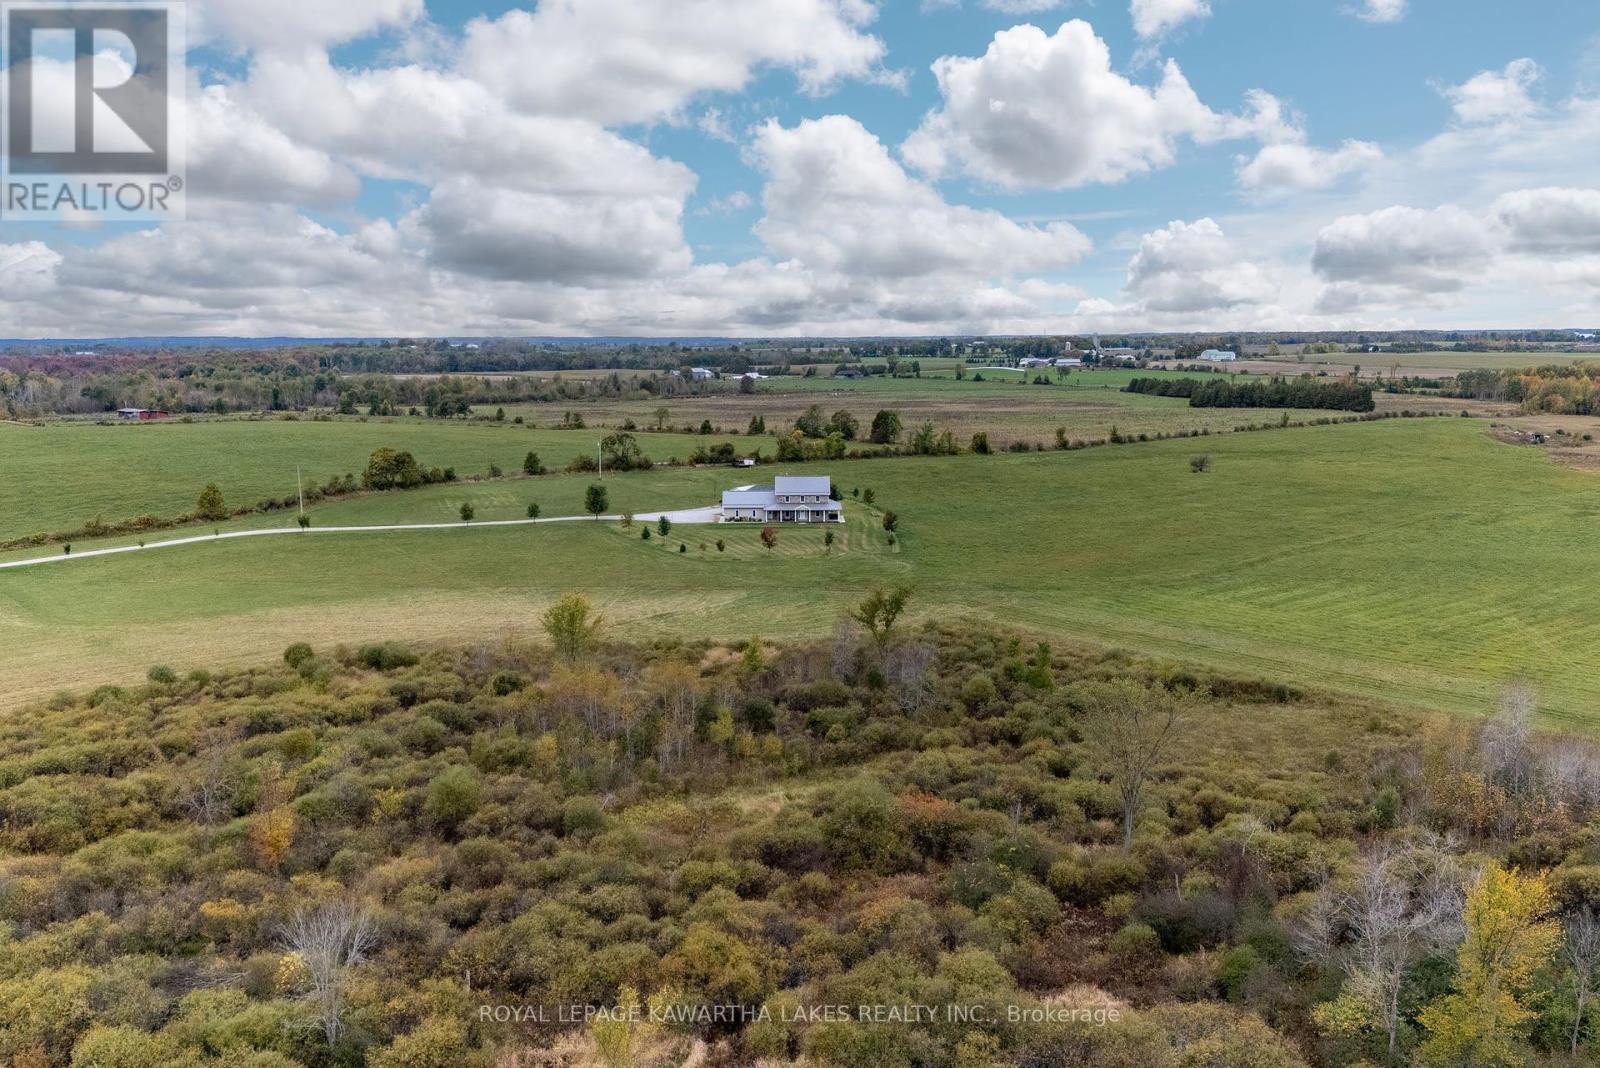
[774,476,832,496]
[722,487,776,507]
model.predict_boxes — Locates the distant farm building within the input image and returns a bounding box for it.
[1200,350,1239,362]
[117,408,170,421]
[1018,357,1053,369]
[691,368,715,382]
[1055,358,1084,368]
[833,366,865,379]
[721,476,843,524]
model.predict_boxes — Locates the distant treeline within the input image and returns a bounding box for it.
[1447,365,1600,414]
[1125,376,1376,412]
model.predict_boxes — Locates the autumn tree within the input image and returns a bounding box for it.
[1079,680,1196,850]
[1418,865,1560,1066]
[1303,839,1467,1060]
[760,525,778,553]
[248,761,295,872]
[645,661,701,775]
[543,592,601,662]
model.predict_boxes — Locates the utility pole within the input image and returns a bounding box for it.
[296,466,305,518]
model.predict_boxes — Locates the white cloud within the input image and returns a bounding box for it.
[1130,0,1211,39]
[1351,0,1406,24]
[1491,187,1600,255]
[192,0,423,52]
[1238,139,1383,195]
[1312,205,1497,295]
[985,0,1068,12]
[1125,218,1278,313]
[902,21,1243,190]
[458,0,887,126]
[752,115,1090,278]
[1442,59,1542,125]
[187,84,360,205]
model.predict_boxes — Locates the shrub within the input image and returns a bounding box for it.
[1190,454,1212,474]
[358,643,419,671]
[146,665,177,686]
[282,643,315,669]
[486,671,523,696]
[424,766,483,827]
[563,797,605,837]
[1108,921,1162,960]
[1216,944,1264,1001]
[459,503,475,522]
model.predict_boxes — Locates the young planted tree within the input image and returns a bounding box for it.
[543,592,602,662]
[459,503,475,522]
[527,503,541,519]
[760,525,779,553]
[658,515,672,537]
[279,901,378,1046]
[586,483,609,521]
[1078,679,1194,850]
[196,483,228,521]
[824,530,836,553]
[523,451,544,476]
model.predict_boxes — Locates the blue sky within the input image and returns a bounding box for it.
[1,0,1596,336]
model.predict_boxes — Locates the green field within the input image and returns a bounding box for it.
[501,370,1335,445]
[0,418,745,542]
[7,417,1600,724]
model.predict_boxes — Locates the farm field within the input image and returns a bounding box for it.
[0,418,747,543]
[7,417,1600,724]
[1200,350,1600,378]
[500,370,1339,445]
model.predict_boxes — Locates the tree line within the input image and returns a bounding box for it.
[1125,376,1376,412]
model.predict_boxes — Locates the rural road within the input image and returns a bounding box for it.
[0,507,722,573]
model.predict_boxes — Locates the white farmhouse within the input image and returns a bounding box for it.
[721,476,844,524]
[1200,350,1239,362]
[690,367,716,381]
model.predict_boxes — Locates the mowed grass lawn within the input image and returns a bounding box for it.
[0,418,746,542]
[6,417,1600,725]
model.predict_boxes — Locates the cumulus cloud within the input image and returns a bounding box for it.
[1238,139,1383,195]
[192,0,423,52]
[902,21,1245,190]
[1125,219,1278,313]
[1312,205,1497,295]
[1442,59,1542,124]
[1130,0,1211,39]
[1350,0,1406,24]
[1490,187,1600,255]
[186,84,360,205]
[458,0,887,126]
[751,115,1090,278]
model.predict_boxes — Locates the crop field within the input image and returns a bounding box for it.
[7,416,1600,724]
[1211,350,1600,378]
[0,418,747,542]
[500,370,1342,445]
